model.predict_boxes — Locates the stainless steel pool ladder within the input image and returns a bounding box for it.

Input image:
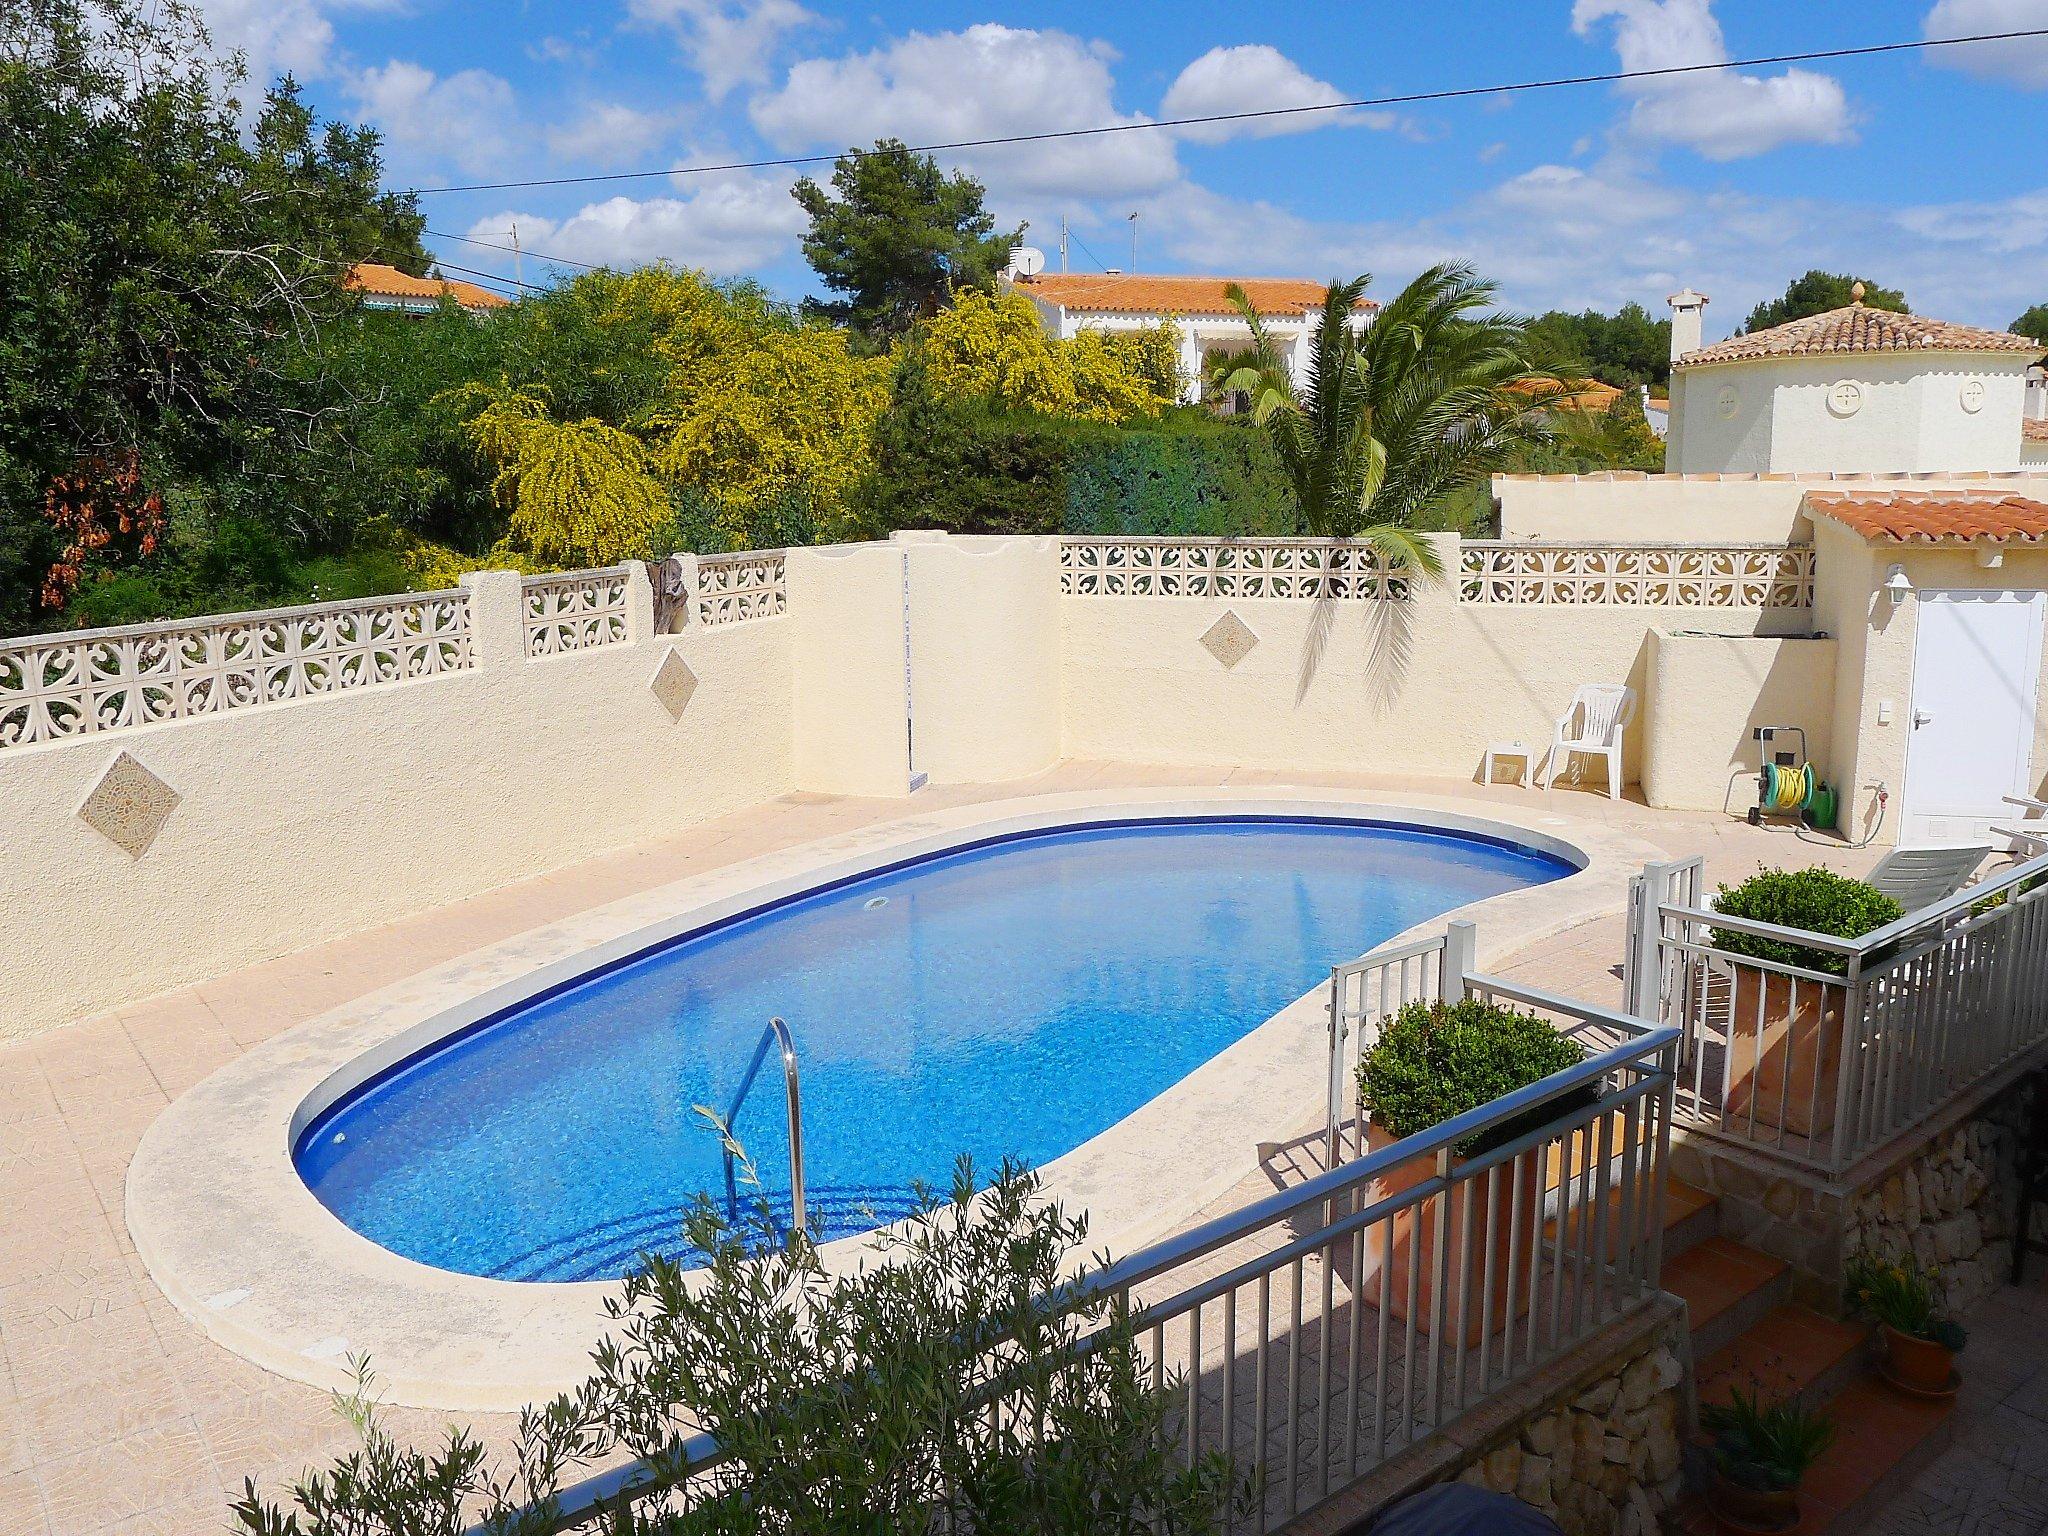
[720,1015,808,1238]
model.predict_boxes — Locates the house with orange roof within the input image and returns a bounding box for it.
[1006,270,1376,405]
[345,262,511,316]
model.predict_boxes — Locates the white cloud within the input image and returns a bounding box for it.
[1160,45,1391,142]
[468,176,808,274]
[750,24,1179,201]
[350,61,519,180]
[190,0,338,97]
[545,103,674,165]
[1925,0,2048,88]
[627,0,818,101]
[1571,0,1855,160]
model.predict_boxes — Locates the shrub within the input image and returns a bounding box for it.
[1356,998,1589,1157]
[230,1160,1242,1536]
[1844,1255,1968,1350]
[1709,867,1903,977]
[1701,1386,1833,1492]
[1063,418,1295,537]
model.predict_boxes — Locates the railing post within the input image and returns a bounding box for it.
[1326,965,1347,1170]
[1829,972,1865,1175]
[1628,861,1677,1023]
[1441,920,1477,1004]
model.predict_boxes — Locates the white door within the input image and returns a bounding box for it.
[1901,589,2045,843]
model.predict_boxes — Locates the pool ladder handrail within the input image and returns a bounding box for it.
[720,1015,807,1238]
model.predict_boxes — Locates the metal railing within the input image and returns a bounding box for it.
[1629,851,2048,1174]
[719,1016,807,1238]
[542,933,1677,1534]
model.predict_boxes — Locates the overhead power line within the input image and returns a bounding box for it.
[428,228,605,273]
[408,28,2048,197]
[429,258,545,294]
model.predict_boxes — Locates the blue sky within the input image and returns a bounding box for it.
[204,0,2048,337]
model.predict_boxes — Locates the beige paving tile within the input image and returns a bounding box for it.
[0,1466,49,1535]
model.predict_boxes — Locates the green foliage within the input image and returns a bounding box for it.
[461,387,671,566]
[0,0,428,633]
[1709,867,1903,977]
[1743,271,1907,334]
[858,347,1290,539]
[794,139,1021,343]
[1064,418,1295,536]
[1525,303,1672,388]
[2011,305,2048,345]
[1355,998,1589,1157]
[1701,1387,1834,1493]
[1844,1255,1967,1350]
[921,288,1182,424]
[1239,264,1554,576]
[231,1162,1242,1536]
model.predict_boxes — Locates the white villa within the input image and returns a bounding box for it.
[17,268,2048,1536]
[1007,270,1376,404]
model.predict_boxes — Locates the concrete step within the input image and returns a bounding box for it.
[1663,1237,1792,1363]
[1673,1355,1954,1535]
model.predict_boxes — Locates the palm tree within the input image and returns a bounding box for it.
[1215,264,1558,579]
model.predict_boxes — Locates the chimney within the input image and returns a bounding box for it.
[1667,287,1708,366]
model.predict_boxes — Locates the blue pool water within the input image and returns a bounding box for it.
[296,818,1571,1281]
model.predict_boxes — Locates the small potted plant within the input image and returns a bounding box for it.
[1709,868,1902,1138]
[1354,997,1593,1340]
[1845,1254,1967,1396]
[1700,1385,1834,1534]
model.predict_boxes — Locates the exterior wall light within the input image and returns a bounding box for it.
[1883,564,1914,606]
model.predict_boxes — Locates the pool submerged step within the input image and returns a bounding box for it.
[486,1185,929,1282]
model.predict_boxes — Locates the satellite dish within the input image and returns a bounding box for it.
[1007,245,1046,278]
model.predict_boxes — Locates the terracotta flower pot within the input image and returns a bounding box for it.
[1881,1324,1956,1394]
[1706,1466,1799,1534]
[1721,961,1845,1139]
[1350,1120,1543,1344]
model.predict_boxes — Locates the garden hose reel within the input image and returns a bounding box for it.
[1747,725,1838,831]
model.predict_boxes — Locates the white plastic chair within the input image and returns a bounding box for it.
[1993,795,2048,857]
[1539,684,1635,800]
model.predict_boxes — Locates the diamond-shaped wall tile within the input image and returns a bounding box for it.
[650,649,700,720]
[77,750,180,857]
[1200,610,1259,669]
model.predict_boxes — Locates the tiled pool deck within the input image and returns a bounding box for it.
[0,761,2027,1535]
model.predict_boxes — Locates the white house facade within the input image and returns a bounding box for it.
[1005,272,1375,405]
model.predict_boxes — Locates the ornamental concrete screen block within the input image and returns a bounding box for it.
[649,649,699,721]
[1200,610,1259,669]
[77,749,180,857]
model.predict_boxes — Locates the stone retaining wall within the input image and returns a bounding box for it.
[1457,1317,1688,1536]
[1673,1071,2034,1314]
[1843,1084,2029,1316]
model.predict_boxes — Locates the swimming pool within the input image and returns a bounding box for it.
[295,817,1571,1282]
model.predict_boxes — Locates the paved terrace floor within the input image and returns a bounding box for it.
[0,760,2012,1536]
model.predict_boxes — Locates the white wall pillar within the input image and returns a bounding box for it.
[460,569,526,670]
[623,561,657,643]
[1178,331,1202,405]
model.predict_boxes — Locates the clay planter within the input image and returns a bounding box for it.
[1351,1120,1544,1345]
[1706,1468,1799,1534]
[1880,1325,1956,1394]
[1720,961,1846,1139]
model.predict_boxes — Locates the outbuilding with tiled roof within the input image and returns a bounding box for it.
[1664,283,2044,478]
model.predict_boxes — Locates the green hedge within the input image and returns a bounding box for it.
[856,373,1297,539]
[1709,867,1902,976]
[1356,998,1590,1157]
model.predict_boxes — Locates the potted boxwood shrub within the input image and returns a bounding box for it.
[1354,998,1593,1341]
[1845,1254,1967,1396]
[1709,868,1902,1138]
[1701,1385,1834,1534]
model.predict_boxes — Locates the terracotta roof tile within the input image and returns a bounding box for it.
[345,262,510,310]
[1012,273,1375,317]
[1804,488,2048,543]
[1677,303,2038,368]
